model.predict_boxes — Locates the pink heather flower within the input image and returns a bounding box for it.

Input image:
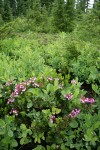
[32,83,39,87]
[68,109,80,118]
[5,81,13,86]
[50,115,55,123]
[10,92,15,98]
[29,77,37,83]
[14,83,26,95]
[80,96,95,104]
[47,77,53,81]
[9,108,18,116]
[7,98,15,104]
[64,93,73,100]
[71,79,76,85]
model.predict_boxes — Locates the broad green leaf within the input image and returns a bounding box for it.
[20,124,26,130]
[33,145,45,150]
[61,144,66,150]
[92,84,99,94]
[20,138,25,145]
[94,121,100,129]
[46,83,54,93]
[11,139,18,147]
[69,120,78,128]
[0,119,5,135]
[8,130,13,137]
[0,119,5,127]
[22,132,27,138]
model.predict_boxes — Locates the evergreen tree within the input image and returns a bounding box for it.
[76,0,89,13]
[0,14,4,25]
[40,0,54,10]
[0,0,4,17]
[51,0,65,32]
[41,4,49,32]
[64,0,75,32]
[93,0,100,19]
[9,0,17,16]
[3,0,13,21]
[27,0,42,24]
[17,0,32,16]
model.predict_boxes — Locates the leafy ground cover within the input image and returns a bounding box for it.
[0,21,100,150]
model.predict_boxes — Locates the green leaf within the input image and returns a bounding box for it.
[11,139,18,147]
[84,134,92,141]
[74,88,79,97]
[8,130,13,137]
[46,83,54,93]
[86,129,93,138]
[0,119,5,135]
[92,84,99,94]
[94,121,100,129]
[20,124,26,130]
[52,107,61,114]
[61,144,66,150]
[20,138,25,145]
[54,78,59,91]
[33,145,45,150]
[27,88,34,93]
[22,132,27,138]
[27,100,33,108]
[0,119,5,128]
[69,120,78,128]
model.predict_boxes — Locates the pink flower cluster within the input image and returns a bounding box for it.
[80,96,95,104]
[2,81,13,87]
[50,115,55,123]
[71,79,77,85]
[68,109,80,118]
[32,83,39,87]
[7,98,15,104]
[64,93,73,100]
[7,77,39,105]
[6,81,13,86]
[15,84,26,96]
[9,108,18,116]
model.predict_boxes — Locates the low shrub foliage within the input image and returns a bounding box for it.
[0,76,99,150]
[0,30,99,149]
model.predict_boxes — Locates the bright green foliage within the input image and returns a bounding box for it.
[71,46,100,83]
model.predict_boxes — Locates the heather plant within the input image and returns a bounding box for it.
[0,76,99,150]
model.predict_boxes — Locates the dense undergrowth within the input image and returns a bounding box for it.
[0,15,100,150]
